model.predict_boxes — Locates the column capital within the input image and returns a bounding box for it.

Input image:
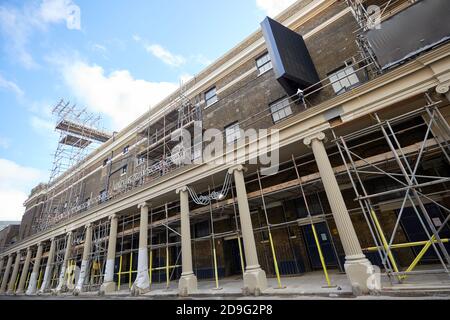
[85,223,92,229]
[228,164,247,175]
[176,186,189,194]
[436,81,450,95]
[303,132,327,147]
[109,213,118,221]
[66,231,73,237]
[138,201,150,209]
[49,237,55,242]
[36,242,43,248]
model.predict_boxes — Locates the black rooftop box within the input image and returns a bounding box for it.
[261,17,320,97]
[366,0,450,70]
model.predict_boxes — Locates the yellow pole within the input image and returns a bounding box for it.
[212,247,220,289]
[149,249,153,287]
[403,235,436,279]
[370,209,401,279]
[117,255,122,291]
[237,235,245,276]
[365,238,449,251]
[311,224,332,286]
[128,252,133,289]
[268,232,283,288]
[166,246,170,288]
[37,268,43,289]
[14,271,20,291]
[256,169,283,289]
[25,271,31,288]
[291,155,331,287]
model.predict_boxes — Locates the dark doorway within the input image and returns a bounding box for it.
[302,222,339,270]
[223,238,243,277]
[398,203,450,263]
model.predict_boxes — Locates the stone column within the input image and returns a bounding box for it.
[16,247,32,294]
[304,132,377,294]
[26,242,43,295]
[177,187,197,296]
[74,224,92,295]
[38,238,56,294]
[55,231,73,293]
[0,254,13,294]
[7,251,21,294]
[228,165,267,294]
[100,214,119,294]
[436,82,450,103]
[0,257,4,284]
[131,202,150,295]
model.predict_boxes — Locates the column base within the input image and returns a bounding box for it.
[344,255,380,295]
[73,288,83,296]
[131,284,150,296]
[243,267,267,295]
[99,281,117,294]
[178,273,198,296]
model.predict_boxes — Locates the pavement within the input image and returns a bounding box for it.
[1,269,450,300]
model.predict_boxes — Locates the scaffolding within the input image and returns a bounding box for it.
[34,100,111,233]
[111,83,201,198]
[332,96,450,282]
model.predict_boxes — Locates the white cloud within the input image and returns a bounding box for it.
[0,74,24,98]
[0,0,81,68]
[146,44,186,67]
[0,158,46,221]
[55,58,179,129]
[256,0,297,17]
[39,0,81,30]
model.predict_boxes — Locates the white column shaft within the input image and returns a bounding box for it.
[104,215,118,283]
[7,252,21,294]
[26,243,43,295]
[16,248,32,293]
[39,238,56,293]
[0,255,13,293]
[75,225,92,292]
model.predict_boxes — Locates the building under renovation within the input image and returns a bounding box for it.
[1,0,450,297]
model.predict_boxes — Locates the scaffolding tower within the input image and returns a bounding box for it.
[332,95,450,281]
[34,100,112,233]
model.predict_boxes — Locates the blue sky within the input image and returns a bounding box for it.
[0,0,296,221]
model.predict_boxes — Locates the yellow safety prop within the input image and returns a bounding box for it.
[370,209,401,279]
[403,235,439,280]
[117,255,123,291]
[365,238,449,251]
[213,247,220,289]
[268,232,283,289]
[311,224,332,287]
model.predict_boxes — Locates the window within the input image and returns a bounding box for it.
[137,156,145,166]
[225,122,241,144]
[270,98,293,123]
[103,157,110,166]
[99,190,107,203]
[195,221,210,238]
[123,145,129,154]
[205,87,218,107]
[121,165,128,176]
[328,63,360,95]
[256,52,272,75]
